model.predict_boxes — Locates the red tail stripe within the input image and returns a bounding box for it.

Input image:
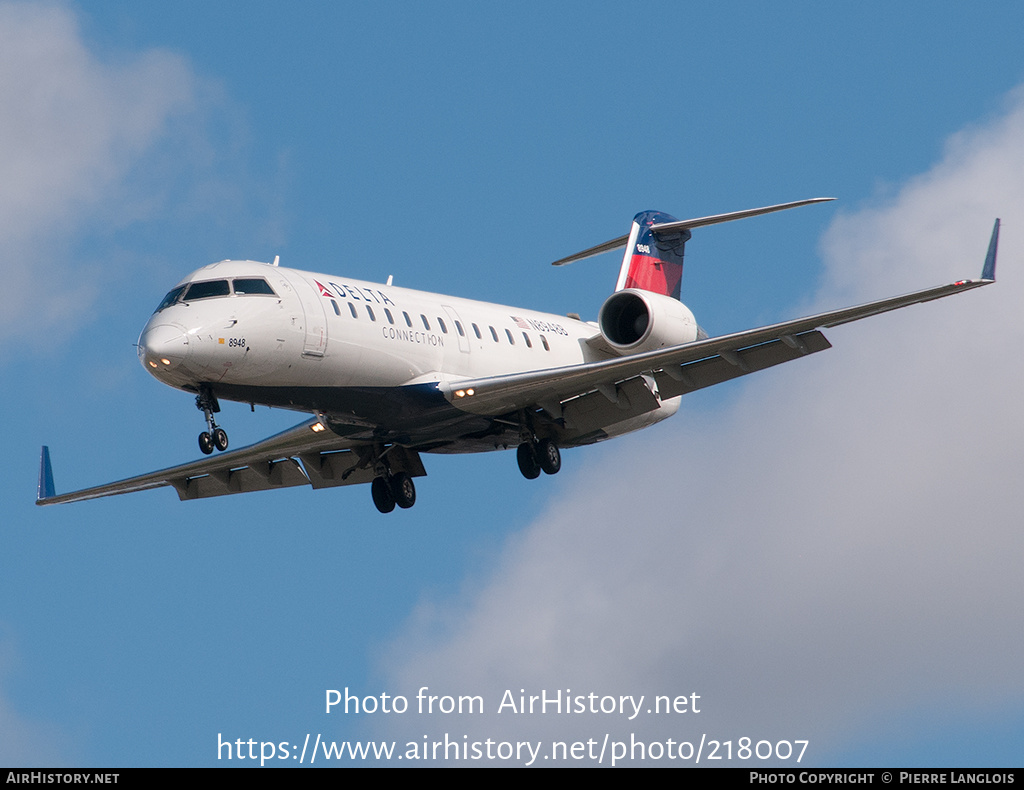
[624,254,682,299]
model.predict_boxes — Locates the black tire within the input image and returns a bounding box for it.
[517,442,541,479]
[537,438,561,475]
[213,427,229,452]
[391,472,416,509]
[198,432,214,455]
[371,476,395,513]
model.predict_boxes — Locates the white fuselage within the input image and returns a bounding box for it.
[137,259,680,451]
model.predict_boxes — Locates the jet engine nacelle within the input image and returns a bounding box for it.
[598,288,699,354]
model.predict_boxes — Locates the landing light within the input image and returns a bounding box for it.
[160,358,171,366]
[311,423,326,433]
[148,361,158,368]
[454,388,475,398]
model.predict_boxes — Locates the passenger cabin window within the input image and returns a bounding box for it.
[540,335,550,351]
[455,321,465,337]
[523,332,532,348]
[472,323,482,339]
[421,315,430,330]
[505,329,515,345]
[348,302,358,318]
[331,300,341,316]
[232,278,276,296]
[384,308,395,324]
[437,317,447,333]
[366,305,376,321]
[489,326,498,342]
[183,280,230,301]
[403,312,413,327]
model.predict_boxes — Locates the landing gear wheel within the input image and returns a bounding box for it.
[517,442,541,479]
[391,472,416,509]
[537,439,561,475]
[196,387,226,454]
[371,476,396,513]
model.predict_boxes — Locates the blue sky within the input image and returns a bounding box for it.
[2,0,1023,767]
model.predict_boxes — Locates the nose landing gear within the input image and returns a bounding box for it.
[198,427,228,455]
[196,387,228,455]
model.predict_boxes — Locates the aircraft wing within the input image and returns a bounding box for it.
[36,417,425,505]
[442,220,999,418]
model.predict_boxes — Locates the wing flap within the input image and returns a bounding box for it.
[562,375,661,433]
[299,446,426,490]
[555,331,830,433]
[171,458,311,500]
[654,330,832,399]
[299,450,367,489]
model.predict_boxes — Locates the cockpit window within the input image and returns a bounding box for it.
[233,278,276,296]
[155,285,187,313]
[153,276,274,314]
[183,280,230,301]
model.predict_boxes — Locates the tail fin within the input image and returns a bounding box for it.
[615,210,689,299]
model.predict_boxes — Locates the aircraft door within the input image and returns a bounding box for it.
[280,271,328,357]
[442,305,471,354]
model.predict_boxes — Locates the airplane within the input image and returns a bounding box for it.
[36,199,1000,513]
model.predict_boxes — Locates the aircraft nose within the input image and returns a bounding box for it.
[139,323,190,373]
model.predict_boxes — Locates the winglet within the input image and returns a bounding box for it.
[982,218,999,281]
[37,446,56,503]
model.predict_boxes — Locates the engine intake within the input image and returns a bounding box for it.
[598,289,698,354]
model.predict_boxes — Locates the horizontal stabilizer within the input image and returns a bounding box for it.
[551,198,835,267]
[647,197,835,234]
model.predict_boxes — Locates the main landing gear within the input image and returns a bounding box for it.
[370,471,416,514]
[196,387,228,455]
[517,437,561,479]
[346,444,418,514]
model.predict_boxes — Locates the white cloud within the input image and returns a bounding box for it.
[0,2,196,341]
[0,2,205,764]
[374,87,1024,765]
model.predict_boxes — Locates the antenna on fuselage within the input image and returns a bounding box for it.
[272,255,280,267]
[386,275,394,286]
